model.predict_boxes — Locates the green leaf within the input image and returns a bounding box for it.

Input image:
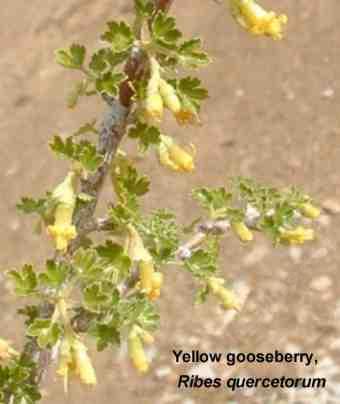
[194,285,209,305]
[178,39,211,68]
[73,119,98,136]
[119,295,160,332]
[113,157,150,203]
[38,260,69,289]
[83,282,117,313]
[27,319,62,348]
[73,248,104,280]
[101,21,135,53]
[96,241,131,282]
[151,12,182,50]
[175,76,208,115]
[88,322,121,351]
[49,136,103,172]
[193,187,231,219]
[95,71,126,96]
[128,121,161,152]
[8,265,38,297]
[17,197,47,216]
[134,0,154,17]
[137,209,179,265]
[110,203,138,228]
[67,79,89,109]
[55,44,86,69]
[89,49,128,75]
[0,357,42,403]
[184,249,217,280]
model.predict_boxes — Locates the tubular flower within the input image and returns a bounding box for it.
[207,277,240,311]
[144,57,164,123]
[139,261,155,295]
[72,339,97,386]
[126,224,152,263]
[279,226,315,245]
[0,338,18,360]
[159,79,181,115]
[229,0,288,40]
[232,221,253,242]
[158,135,195,173]
[57,336,96,391]
[57,337,74,392]
[128,326,150,373]
[47,172,77,251]
[299,202,321,220]
[148,271,164,301]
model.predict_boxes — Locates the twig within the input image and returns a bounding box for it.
[177,219,230,259]
[4,2,176,401]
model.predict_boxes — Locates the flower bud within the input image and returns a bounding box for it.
[73,339,97,387]
[229,0,288,40]
[139,261,155,294]
[126,224,152,263]
[232,221,253,242]
[159,135,195,173]
[279,226,315,245]
[207,277,240,311]
[144,57,164,123]
[299,202,321,220]
[159,79,181,115]
[47,172,77,251]
[0,338,18,360]
[57,337,74,393]
[128,328,149,373]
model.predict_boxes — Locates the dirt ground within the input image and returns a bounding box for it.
[1,1,340,403]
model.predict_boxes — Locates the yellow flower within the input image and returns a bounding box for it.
[279,226,315,245]
[207,277,240,311]
[159,79,181,115]
[144,57,164,122]
[128,327,149,373]
[300,202,321,220]
[0,338,18,360]
[148,271,164,301]
[159,135,195,173]
[47,172,77,251]
[139,261,155,295]
[229,0,288,40]
[72,339,97,387]
[57,337,74,393]
[57,336,96,391]
[125,224,152,263]
[232,221,253,242]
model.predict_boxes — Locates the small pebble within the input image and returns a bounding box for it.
[310,276,332,292]
[322,199,340,215]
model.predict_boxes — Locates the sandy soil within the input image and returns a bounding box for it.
[1,1,340,403]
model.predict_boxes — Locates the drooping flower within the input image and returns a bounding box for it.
[207,277,240,311]
[144,57,164,123]
[299,202,321,220]
[128,326,149,373]
[47,172,77,251]
[279,226,315,245]
[57,336,96,392]
[231,221,253,242]
[159,79,181,116]
[158,135,195,173]
[229,0,288,40]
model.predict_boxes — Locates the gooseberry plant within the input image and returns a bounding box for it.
[1,0,321,402]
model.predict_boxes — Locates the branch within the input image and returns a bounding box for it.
[5,2,177,401]
[177,220,230,259]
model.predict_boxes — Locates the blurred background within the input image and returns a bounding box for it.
[1,0,340,403]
